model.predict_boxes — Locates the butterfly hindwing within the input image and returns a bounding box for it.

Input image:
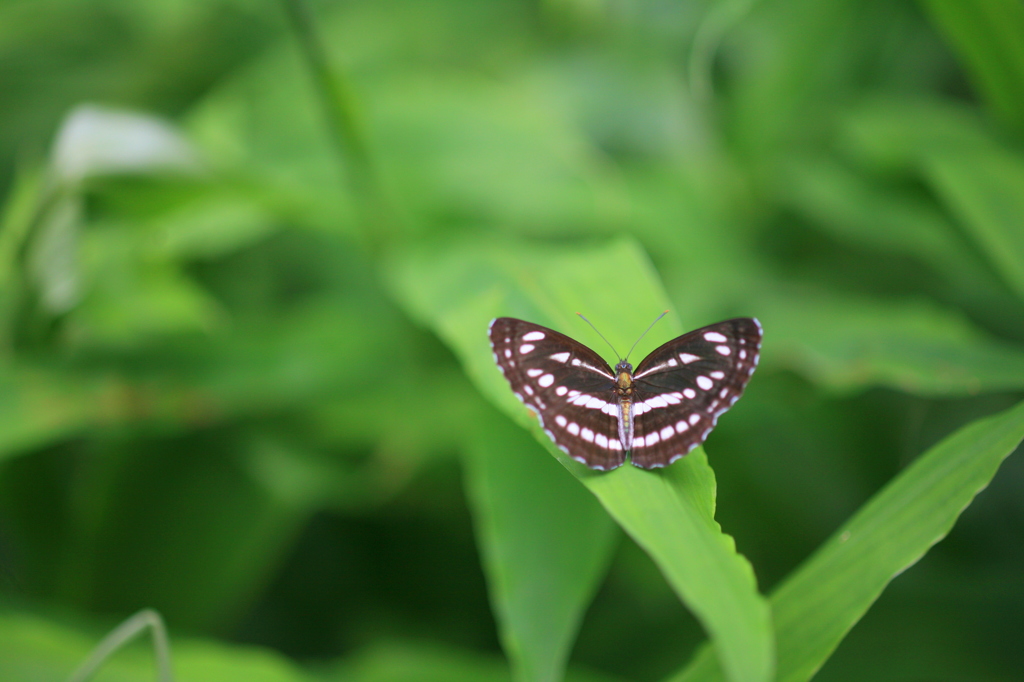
[629,318,762,468]
[489,318,626,470]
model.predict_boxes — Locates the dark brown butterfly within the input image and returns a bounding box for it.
[488,316,761,470]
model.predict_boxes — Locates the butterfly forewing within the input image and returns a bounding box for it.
[489,318,626,470]
[629,318,762,468]
[488,316,762,470]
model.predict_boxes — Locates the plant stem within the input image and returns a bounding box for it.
[67,609,173,682]
[281,0,392,252]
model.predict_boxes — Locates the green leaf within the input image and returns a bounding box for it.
[777,154,984,278]
[324,639,627,682]
[0,364,95,462]
[388,237,774,682]
[757,290,1024,395]
[0,610,313,682]
[924,144,1024,304]
[918,0,1024,133]
[669,397,1024,682]
[465,410,618,682]
[326,640,515,682]
[839,98,995,174]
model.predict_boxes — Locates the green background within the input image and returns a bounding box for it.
[1,1,1023,681]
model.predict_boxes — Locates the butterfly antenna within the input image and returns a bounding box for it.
[576,313,622,360]
[624,310,669,362]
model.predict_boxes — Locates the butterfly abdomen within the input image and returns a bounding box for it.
[617,400,634,453]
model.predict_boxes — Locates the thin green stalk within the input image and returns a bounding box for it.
[67,609,173,682]
[281,0,392,252]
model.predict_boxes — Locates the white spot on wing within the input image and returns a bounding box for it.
[704,331,728,343]
[555,415,567,427]
[696,375,713,390]
[555,386,568,396]
[645,396,669,409]
[581,427,595,443]
[504,349,512,358]
[683,388,696,399]
[660,425,674,439]
[538,374,555,388]
[568,422,580,435]
[527,368,543,378]
[679,353,700,364]
[675,420,689,432]
[551,352,570,363]
[710,371,725,380]
[522,331,545,341]
[716,345,731,356]
[689,413,701,426]
[645,431,660,447]
[601,403,617,416]
[738,350,747,360]
[595,432,608,448]
[667,358,678,367]
[584,396,606,409]
[568,390,580,398]
[519,343,535,354]
[523,385,534,395]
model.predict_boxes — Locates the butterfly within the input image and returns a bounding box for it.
[488,315,761,470]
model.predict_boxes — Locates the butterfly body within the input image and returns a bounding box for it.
[612,361,636,453]
[488,316,761,470]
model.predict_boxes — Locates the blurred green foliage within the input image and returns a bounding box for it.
[1,0,1023,681]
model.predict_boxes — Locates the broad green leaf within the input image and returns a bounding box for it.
[669,397,1024,682]
[0,364,95,461]
[777,154,985,278]
[918,0,1024,133]
[0,295,402,460]
[326,640,515,682]
[757,290,1024,395]
[773,152,1024,336]
[0,610,312,682]
[924,145,1024,304]
[388,237,773,682]
[839,98,996,174]
[323,639,628,682]
[0,611,622,682]
[465,407,618,682]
